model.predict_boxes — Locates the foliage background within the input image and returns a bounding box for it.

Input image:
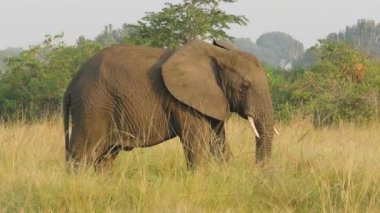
[0,0,379,126]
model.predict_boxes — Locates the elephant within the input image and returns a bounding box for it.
[63,39,275,171]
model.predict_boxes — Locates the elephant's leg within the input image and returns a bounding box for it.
[181,135,210,169]
[181,130,213,169]
[210,121,231,163]
[67,125,89,170]
[94,145,122,172]
[171,108,213,169]
[69,118,113,171]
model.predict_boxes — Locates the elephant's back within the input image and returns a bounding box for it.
[99,44,168,72]
[95,44,173,95]
[69,44,170,94]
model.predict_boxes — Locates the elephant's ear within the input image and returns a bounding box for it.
[213,39,238,50]
[162,40,229,120]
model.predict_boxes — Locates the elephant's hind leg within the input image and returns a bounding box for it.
[68,118,115,171]
[94,144,122,172]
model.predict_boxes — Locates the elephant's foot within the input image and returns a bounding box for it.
[183,146,213,169]
[94,144,122,173]
[94,153,118,173]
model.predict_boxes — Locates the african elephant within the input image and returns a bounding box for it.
[63,39,275,171]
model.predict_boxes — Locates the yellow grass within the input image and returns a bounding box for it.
[0,117,379,212]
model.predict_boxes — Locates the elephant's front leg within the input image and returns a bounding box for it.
[172,108,214,169]
[181,122,215,169]
[210,121,231,163]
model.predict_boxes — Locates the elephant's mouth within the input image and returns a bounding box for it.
[246,115,279,138]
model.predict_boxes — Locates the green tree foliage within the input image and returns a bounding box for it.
[126,0,248,48]
[266,66,300,122]
[0,0,248,121]
[1,13,379,125]
[290,41,379,126]
[268,40,380,126]
[0,47,23,72]
[0,34,101,120]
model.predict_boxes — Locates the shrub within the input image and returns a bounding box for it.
[0,35,101,120]
[290,41,379,126]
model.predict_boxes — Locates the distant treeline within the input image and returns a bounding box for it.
[0,19,379,126]
[234,19,380,69]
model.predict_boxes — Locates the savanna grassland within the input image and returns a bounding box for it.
[0,117,379,212]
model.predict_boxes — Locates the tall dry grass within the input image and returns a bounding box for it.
[0,117,379,212]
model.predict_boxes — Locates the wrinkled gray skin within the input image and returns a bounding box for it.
[63,39,274,171]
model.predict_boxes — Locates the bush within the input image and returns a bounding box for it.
[266,66,300,122]
[0,35,101,120]
[289,41,379,126]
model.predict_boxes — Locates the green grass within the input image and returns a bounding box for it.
[0,117,379,212]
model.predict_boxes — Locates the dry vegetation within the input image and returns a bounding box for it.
[0,117,379,212]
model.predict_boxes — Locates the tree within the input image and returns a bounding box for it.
[233,32,304,69]
[0,34,101,120]
[294,46,320,68]
[232,38,259,53]
[0,47,23,72]
[327,19,380,58]
[95,24,136,47]
[291,41,377,126]
[126,0,248,48]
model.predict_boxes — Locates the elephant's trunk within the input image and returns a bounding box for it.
[246,85,275,163]
[253,115,274,163]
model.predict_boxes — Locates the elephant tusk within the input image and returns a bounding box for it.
[247,116,260,138]
[274,127,280,136]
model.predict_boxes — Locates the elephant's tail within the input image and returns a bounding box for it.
[63,91,71,161]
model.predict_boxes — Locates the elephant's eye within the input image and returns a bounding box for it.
[239,81,250,93]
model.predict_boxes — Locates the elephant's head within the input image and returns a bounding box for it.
[162,39,274,162]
